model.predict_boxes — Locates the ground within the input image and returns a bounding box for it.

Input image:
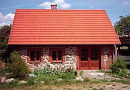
[1,70,130,90]
[1,81,130,90]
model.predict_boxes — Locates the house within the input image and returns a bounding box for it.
[8,5,120,71]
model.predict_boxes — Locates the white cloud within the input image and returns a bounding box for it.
[123,0,130,5]
[0,23,7,26]
[39,2,52,9]
[0,12,14,26]
[39,0,70,9]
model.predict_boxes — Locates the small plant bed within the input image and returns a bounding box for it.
[27,68,76,86]
[0,67,77,88]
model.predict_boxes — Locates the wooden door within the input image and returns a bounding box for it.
[79,47,100,70]
[91,48,100,70]
[80,48,90,69]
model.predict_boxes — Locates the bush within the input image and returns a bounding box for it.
[110,57,128,77]
[0,68,5,77]
[0,79,19,88]
[32,68,76,85]
[7,51,30,79]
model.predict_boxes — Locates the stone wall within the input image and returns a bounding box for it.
[18,45,115,71]
[19,46,77,71]
[101,46,113,70]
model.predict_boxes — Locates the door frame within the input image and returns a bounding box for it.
[78,46,101,70]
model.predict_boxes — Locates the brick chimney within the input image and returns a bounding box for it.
[51,5,57,9]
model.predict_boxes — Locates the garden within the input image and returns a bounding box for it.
[0,51,130,90]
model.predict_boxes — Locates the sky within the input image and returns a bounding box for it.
[0,0,130,26]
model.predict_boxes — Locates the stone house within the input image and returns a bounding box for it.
[8,5,120,71]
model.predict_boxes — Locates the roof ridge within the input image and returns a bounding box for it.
[16,9,105,11]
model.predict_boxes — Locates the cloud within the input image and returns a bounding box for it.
[0,12,14,26]
[123,0,130,5]
[39,0,70,9]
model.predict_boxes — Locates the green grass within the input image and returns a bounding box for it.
[1,67,130,89]
[0,78,129,89]
[90,79,108,84]
[110,79,129,84]
[92,88,98,90]
[0,79,28,88]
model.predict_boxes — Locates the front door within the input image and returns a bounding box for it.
[79,47,100,70]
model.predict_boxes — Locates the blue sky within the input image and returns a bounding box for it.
[0,0,130,26]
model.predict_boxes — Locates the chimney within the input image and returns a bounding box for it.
[51,5,57,9]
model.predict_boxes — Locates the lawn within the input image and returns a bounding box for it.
[0,79,130,90]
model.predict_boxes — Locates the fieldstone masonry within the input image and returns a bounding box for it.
[19,46,113,71]
[104,47,109,67]
[101,46,113,70]
[65,47,77,70]
[19,46,77,71]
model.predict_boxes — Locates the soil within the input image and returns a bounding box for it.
[1,82,130,90]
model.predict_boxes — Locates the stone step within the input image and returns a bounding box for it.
[77,70,116,80]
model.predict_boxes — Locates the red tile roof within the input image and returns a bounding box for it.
[8,9,120,45]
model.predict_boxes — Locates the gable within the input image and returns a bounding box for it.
[8,9,120,45]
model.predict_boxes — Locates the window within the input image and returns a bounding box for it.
[28,48,42,62]
[52,51,56,60]
[50,49,64,62]
[81,49,89,61]
[58,51,62,60]
[91,48,99,60]
[36,51,40,60]
[30,51,35,61]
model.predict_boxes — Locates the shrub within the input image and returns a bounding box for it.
[0,59,9,77]
[32,68,76,85]
[0,79,19,88]
[79,71,83,76]
[110,57,128,77]
[0,68,5,77]
[27,77,36,85]
[7,51,30,79]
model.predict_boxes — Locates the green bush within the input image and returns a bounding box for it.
[79,71,83,76]
[7,51,30,79]
[0,79,19,88]
[32,68,76,85]
[27,77,36,85]
[110,57,128,77]
[0,68,5,76]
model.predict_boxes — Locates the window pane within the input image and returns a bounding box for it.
[91,57,98,60]
[91,48,98,60]
[81,49,88,61]
[30,51,34,61]
[52,51,56,60]
[58,51,62,60]
[36,51,40,60]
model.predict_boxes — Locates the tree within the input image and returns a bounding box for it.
[7,51,30,79]
[0,25,11,61]
[114,15,130,36]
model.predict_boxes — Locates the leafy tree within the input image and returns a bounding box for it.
[114,15,130,36]
[0,25,11,61]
